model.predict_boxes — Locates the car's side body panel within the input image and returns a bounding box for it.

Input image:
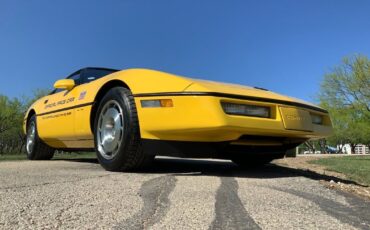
[23,68,332,151]
[23,69,194,148]
[33,91,78,139]
[29,85,95,148]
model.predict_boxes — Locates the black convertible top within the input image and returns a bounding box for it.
[67,67,119,78]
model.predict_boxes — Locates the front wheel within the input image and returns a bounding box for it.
[94,87,152,171]
[26,115,54,160]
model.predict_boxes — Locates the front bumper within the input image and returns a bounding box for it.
[134,95,332,142]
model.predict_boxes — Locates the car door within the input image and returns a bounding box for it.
[72,69,95,143]
[37,71,82,146]
[72,68,118,143]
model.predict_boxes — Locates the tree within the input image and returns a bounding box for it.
[318,54,370,152]
[0,96,23,153]
[0,89,49,154]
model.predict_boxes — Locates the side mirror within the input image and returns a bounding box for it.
[53,79,75,91]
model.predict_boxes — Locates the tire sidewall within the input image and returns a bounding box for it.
[26,116,39,160]
[94,87,139,171]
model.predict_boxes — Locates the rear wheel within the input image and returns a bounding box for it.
[94,87,152,171]
[26,115,55,160]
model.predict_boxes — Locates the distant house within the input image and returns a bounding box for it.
[338,144,369,154]
[355,145,369,154]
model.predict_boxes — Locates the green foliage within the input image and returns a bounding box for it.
[0,151,95,161]
[318,54,370,147]
[0,90,48,154]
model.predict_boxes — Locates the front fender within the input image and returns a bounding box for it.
[81,69,194,103]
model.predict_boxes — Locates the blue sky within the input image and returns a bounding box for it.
[1,0,370,102]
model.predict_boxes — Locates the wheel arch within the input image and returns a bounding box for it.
[90,80,131,132]
[26,109,36,127]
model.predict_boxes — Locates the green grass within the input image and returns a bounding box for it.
[309,156,370,186]
[0,154,29,161]
[0,152,96,162]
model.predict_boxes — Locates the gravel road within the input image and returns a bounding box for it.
[0,157,369,229]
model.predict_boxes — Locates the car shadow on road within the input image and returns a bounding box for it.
[54,157,364,186]
[149,158,364,186]
[53,158,99,164]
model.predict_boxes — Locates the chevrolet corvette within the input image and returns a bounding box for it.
[24,67,333,171]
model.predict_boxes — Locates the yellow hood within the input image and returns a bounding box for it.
[184,78,323,111]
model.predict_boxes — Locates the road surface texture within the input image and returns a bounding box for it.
[0,157,369,229]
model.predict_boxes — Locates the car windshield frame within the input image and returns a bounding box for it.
[49,67,119,95]
[80,67,119,84]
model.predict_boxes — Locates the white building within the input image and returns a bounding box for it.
[338,144,369,154]
[355,144,369,154]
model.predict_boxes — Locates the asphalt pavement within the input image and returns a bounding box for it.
[0,157,369,229]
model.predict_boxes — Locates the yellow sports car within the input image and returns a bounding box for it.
[24,67,332,171]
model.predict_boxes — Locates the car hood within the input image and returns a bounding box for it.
[184,78,325,112]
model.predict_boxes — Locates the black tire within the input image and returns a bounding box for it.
[26,115,55,160]
[94,87,152,171]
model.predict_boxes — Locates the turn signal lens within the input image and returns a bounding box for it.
[221,102,270,118]
[311,114,323,125]
[141,99,173,108]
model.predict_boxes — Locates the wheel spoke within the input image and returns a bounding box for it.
[96,100,124,160]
